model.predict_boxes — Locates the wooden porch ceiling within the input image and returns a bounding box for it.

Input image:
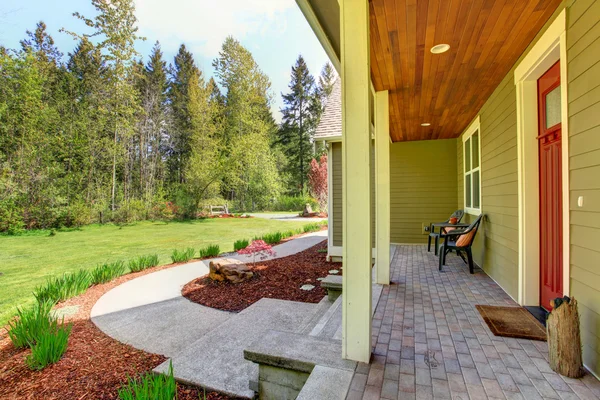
[370,0,562,142]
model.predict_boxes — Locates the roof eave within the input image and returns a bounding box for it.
[295,0,341,74]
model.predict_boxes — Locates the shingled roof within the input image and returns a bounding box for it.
[315,78,341,140]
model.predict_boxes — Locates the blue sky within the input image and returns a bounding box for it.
[0,0,333,121]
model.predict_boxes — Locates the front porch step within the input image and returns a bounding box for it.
[309,294,342,339]
[296,365,354,400]
[244,330,356,400]
[297,296,335,335]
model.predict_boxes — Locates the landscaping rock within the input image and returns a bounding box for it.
[209,258,253,284]
[328,270,339,275]
[300,284,315,291]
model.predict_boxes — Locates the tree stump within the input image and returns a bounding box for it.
[547,296,584,378]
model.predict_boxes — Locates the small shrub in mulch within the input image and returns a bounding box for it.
[182,240,342,312]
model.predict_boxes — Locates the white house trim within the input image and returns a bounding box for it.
[514,9,570,306]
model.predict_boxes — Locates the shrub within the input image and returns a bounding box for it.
[234,239,249,251]
[128,255,160,273]
[238,240,276,264]
[7,300,55,349]
[198,244,220,258]
[34,269,92,304]
[0,199,25,234]
[170,248,195,263]
[118,361,176,400]
[91,261,126,284]
[271,195,318,212]
[26,320,72,370]
[262,231,283,245]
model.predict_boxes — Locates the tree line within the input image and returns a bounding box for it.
[0,0,336,233]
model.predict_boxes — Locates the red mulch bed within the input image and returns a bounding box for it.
[0,263,232,400]
[182,240,342,312]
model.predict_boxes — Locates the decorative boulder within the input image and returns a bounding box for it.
[209,258,253,284]
[302,203,320,218]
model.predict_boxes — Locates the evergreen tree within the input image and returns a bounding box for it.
[279,55,320,195]
[317,62,336,104]
[167,44,200,184]
[135,41,169,202]
[213,37,280,210]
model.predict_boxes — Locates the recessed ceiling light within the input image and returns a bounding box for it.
[421,123,431,127]
[431,44,450,54]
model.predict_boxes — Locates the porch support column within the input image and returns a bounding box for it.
[341,0,372,363]
[375,91,390,285]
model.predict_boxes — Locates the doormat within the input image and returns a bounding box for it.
[476,305,547,341]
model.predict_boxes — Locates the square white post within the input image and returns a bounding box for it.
[341,0,372,363]
[375,91,390,285]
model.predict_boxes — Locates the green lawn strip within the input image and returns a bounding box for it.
[0,218,308,326]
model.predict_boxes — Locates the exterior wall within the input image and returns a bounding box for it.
[455,0,600,375]
[457,71,520,299]
[390,139,458,243]
[331,142,343,247]
[330,140,375,249]
[567,0,600,376]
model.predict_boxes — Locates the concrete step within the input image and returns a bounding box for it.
[297,366,354,400]
[298,296,335,335]
[154,298,317,399]
[309,295,342,339]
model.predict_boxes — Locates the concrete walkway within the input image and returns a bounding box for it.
[91,230,328,398]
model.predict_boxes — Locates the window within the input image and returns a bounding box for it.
[463,118,481,214]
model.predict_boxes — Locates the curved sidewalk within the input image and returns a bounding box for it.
[91,230,328,357]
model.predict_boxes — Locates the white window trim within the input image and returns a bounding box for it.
[462,116,482,215]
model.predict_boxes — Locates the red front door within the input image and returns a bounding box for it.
[538,61,563,311]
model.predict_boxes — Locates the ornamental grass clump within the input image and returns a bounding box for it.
[261,231,283,245]
[91,261,126,284]
[128,254,159,272]
[34,269,92,304]
[198,244,220,258]
[234,239,249,251]
[26,320,72,370]
[302,222,322,233]
[170,248,195,263]
[118,361,176,400]
[7,300,55,349]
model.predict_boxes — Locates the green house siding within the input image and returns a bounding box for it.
[457,71,520,299]
[332,142,343,247]
[568,0,600,376]
[331,140,376,249]
[390,139,458,244]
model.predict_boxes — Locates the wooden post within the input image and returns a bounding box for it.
[546,296,584,378]
[341,0,372,363]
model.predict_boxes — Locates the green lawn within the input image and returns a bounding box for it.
[0,218,309,326]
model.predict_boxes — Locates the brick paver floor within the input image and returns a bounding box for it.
[347,245,600,400]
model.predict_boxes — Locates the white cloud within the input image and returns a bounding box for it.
[135,0,294,59]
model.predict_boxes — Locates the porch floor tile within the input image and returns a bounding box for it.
[348,245,600,400]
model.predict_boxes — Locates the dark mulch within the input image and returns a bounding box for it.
[182,240,341,312]
[0,263,232,400]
